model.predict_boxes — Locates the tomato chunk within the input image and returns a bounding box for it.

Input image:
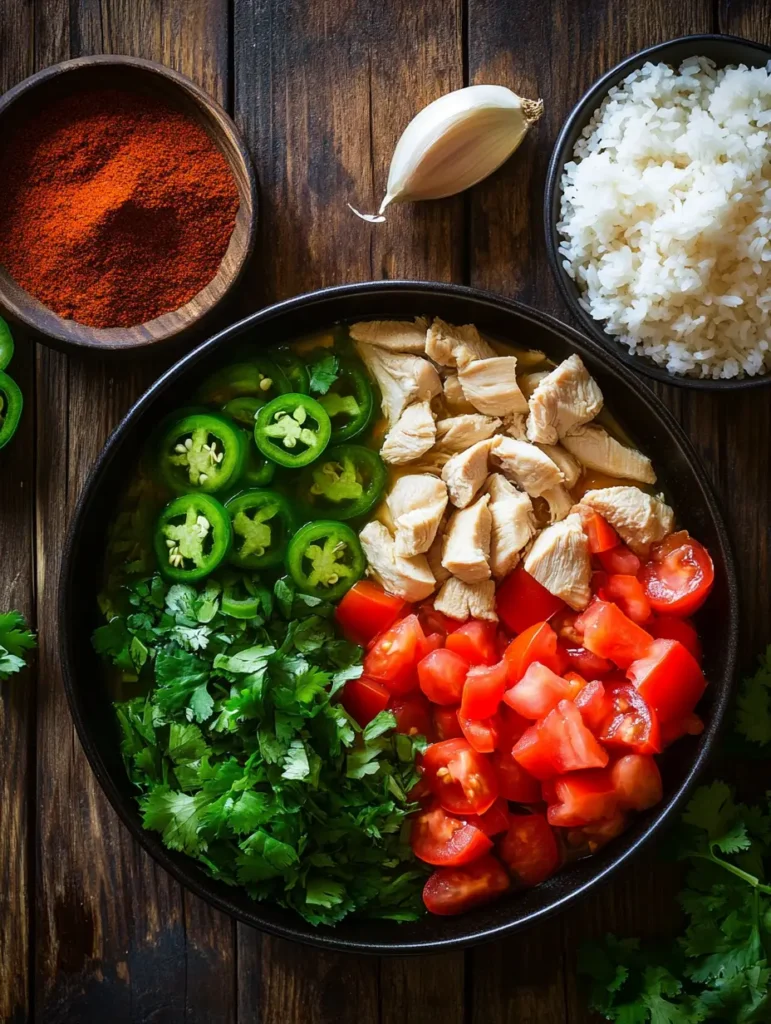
[576,506,619,554]
[604,574,651,625]
[458,712,500,753]
[462,798,512,837]
[512,700,609,780]
[496,567,566,635]
[418,604,458,637]
[421,738,499,815]
[598,682,661,755]
[648,616,702,663]
[562,643,614,679]
[446,619,498,666]
[503,621,563,684]
[611,754,663,811]
[335,581,406,645]
[574,679,608,732]
[503,661,574,720]
[341,676,390,726]
[626,638,706,724]
[579,600,653,669]
[390,694,435,740]
[546,768,618,827]
[418,648,469,705]
[433,705,464,741]
[640,532,714,618]
[461,659,508,719]
[598,544,641,576]
[363,613,426,695]
[660,711,704,747]
[491,750,542,803]
[499,814,560,886]
[411,803,492,866]
[423,854,510,916]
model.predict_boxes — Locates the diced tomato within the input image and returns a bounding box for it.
[579,600,653,669]
[422,854,510,916]
[598,681,661,755]
[563,670,588,699]
[591,570,610,598]
[341,676,390,726]
[512,700,609,780]
[503,662,574,720]
[446,620,499,666]
[417,603,458,637]
[418,648,469,705]
[611,754,663,811]
[660,712,704,747]
[433,705,464,740]
[598,544,641,576]
[390,694,435,740]
[640,532,714,618]
[574,680,608,732]
[648,616,702,663]
[604,575,652,625]
[502,621,564,684]
[571,811,627,851]
[463,798,512,837]
[410,803,492,866]
[546,768,618,827]
[562,643,614,679]
[335,581,406,645]
[458,712,500,753]
[421,738,499,815]
[363,613,426,695]
[461,659,508,719]
[421,632,444,656]
[551,608,584,645]
[497,704,530,747]
[576,506,619,554]
[496,567,566,635]
[627,638,706,725]
[491,750,542,803]
[499,814,560,886]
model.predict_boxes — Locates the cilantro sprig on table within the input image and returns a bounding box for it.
[93,574,428,925]
[0,610,36,680]
[580,647,771,1024]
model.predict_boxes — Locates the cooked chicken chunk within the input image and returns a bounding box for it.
[359,521,436,602]
[426,317,497,368]
[386,474,448,557]
[523,513,591,610]
[519,371,549,400]
[542,485,574,523]
[484,473,537,578]
[426,528,451,586]
[354,342,442,426]
[561,425,656,485]
[580,486,675,556]
[349,317,428,353]
[491,436,564,497]
[526,354,604,444]
[535,443,582,489]
[410,449,452,477]
[458,357,529,416]
[381,400,436,465]
[441,494,492,584]
[434,577,498,622]
[435,413,501,453]
[443,373,477,414]
[502,412,528,440]
[441,438,495,508]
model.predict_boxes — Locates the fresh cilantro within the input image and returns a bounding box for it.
[308,353,340,395]
[0,610,37,680]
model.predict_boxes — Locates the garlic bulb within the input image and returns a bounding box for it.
[350,85,543,222]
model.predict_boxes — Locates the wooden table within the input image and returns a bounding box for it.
[1,1,769,1021]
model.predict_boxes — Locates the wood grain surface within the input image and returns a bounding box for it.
[0,0,769,1022]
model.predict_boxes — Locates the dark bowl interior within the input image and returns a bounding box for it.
[544,33,771,391]
[59,281,738,954]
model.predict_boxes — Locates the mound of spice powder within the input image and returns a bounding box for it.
[0,87,240,329]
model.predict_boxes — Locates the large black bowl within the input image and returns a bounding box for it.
[544,33,771,390]
[59,281,738,954]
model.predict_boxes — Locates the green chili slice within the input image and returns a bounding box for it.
[198,358,291,405]
[240,440,276,488]
[286,520,365,601]
[318,357,375,443]
[154,494,232,582]
[159,412,245,494]
[225,489,295,569]
[0,371,22,451]
[272,346,310,394]
[219,572,272,620]
[254,393,332,468]
[222,396,265,428]
[0,318,14,372]
[298,444,386,521]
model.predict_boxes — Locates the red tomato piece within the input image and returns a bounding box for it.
[503,621,563,684]
[341,676,390,726]
[458,712,500,753]
[551,609,584,645]
[503,661,574,720]
[461,659,508,719]
[499,814,560,886]
[422,854,510,916]
[463,798,512,837]
[512,700,609,780]
[640,532,714,618]
[496,567,566,635]
[648,616,702,663]
[562,643,614,679]
[576,506,619,554]
[574,680,608,732]
[410,803,492,866]
[497,705,530,747]
[563,670,588,699]
[604,574,652,625]
[598,544,641,576]
[418,603,458,637]
[546,768,618,827]
[579,600,654,669]
[611,754,663,811]
[418,648,469,705]
[335,581,406,645]
[433,705,464,741]
[570,811,627,852]
[491,750,542,803]
[660,711,704,747]
[390,694,435,740]
[446,619,499,666]
[598,681,661,755]
[363,613,427,695]
[421,738,499,815]
[626,638,706,724]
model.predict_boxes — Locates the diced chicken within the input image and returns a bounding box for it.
[434,577,498,622]
[502,412,528,440]
[426,317,497,368]
[526,354,604,444]
[523,513,591,610]
[354,342,442,426]
[542,485,574,523]
[359,520,436,602]
[386,474,448,557]
[441,494,492,584]
[458,357,529,416]
[441,438,495,508]
[349,317,428,353]
[381,400,436,465]
[410,449,452,477]
[580,486,675,556]
[519,371,549,399]
[426,527,452,586]
[443,373,477,414]
[535,443,582,489]
[491,436,563,497]
[561,425,656,485]
[484,473,537,578]
[435,413,501,453]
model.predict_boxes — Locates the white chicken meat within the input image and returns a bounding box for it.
[358,520,436,602]
[484,473,537,578]
[349,317,428,353]
[580,486,674,556]
[441,494,492,584]
[562,425,656,485]
[491,436,564,497]
[458,356,529,417]
[380,400,436,465]
[354,342,441,426]
[523,512,591,610]
[441,438,495,508]
[426,317,497,368]
[526,354,604,444]
[434,577,498,622]
[435,413,501,453]
[386,474,448,557]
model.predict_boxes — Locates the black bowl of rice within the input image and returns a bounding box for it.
[545,34,771,388]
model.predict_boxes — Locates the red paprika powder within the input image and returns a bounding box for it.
[0,87,240,330]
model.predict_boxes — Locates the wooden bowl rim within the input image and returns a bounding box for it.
[0,54,257,352]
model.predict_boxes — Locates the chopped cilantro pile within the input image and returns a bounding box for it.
[0,610,36,680]
[93,574,427,925]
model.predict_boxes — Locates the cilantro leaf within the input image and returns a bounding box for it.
[0,610,37,681]
[308,353,339,395]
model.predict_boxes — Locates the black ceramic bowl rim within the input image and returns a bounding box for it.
[59,281,739,955]
[544,33,771,391]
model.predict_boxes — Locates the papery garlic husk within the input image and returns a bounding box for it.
[350,85,543,222]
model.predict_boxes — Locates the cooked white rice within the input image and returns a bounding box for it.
[558,57,771,379]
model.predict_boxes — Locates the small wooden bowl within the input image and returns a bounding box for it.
[0,56,257,352]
